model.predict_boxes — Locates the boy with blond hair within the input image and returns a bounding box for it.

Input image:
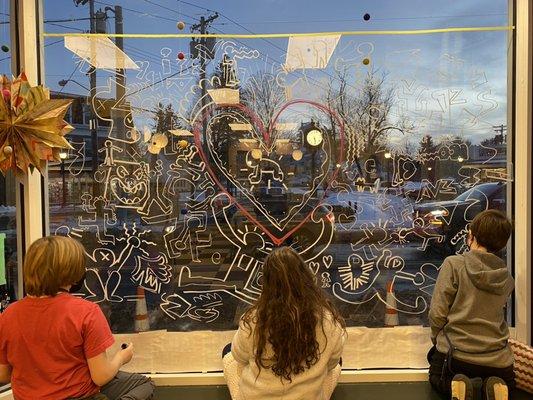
[0,236,154,400]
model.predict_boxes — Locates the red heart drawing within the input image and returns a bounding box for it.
[194,99,344,246]
[205,102,334,231]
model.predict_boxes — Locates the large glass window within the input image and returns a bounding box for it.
[42,0,513,367]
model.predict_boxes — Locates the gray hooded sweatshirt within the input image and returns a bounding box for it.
[429,250,514,368]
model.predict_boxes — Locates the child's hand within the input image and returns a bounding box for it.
[120,343,134,365]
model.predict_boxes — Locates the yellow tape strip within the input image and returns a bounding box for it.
[43,26,514,39]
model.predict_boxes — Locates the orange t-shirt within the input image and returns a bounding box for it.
[0,293,115,400]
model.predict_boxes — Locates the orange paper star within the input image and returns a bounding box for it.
[0,72,74,177]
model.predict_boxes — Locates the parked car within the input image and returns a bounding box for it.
[413,182,507,252]
[172,185,335,257]
[245,185,334,253]
[401,180,465,201]
[324,190,415,244]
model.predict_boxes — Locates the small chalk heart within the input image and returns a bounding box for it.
[308,261,320,276]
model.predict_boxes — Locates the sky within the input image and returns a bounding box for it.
[1,0,511,145]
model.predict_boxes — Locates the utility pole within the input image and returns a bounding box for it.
[74,0,100,201]
[75,1,125,207]
[191,13,218,145]
[104,6,125,141]
[61,157,67,207]
[89,1,99,201]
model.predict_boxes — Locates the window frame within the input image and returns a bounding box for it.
[2,0,530,389]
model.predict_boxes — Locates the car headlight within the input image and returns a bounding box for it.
[430,209,449,217]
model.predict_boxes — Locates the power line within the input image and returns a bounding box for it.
[44,39,64,47]
[39,9,191,90]
[202,24,424,123]
[41,1,505,130]
[175,2,506,24]
[124,45,167,66]
[44,17,93,23]
[93,0,194,24]
[177,0,216,13]
[140,0,195,20]
[202,12,348,96]
[0,39,63,62]
[46,22,86,32]
[42,15,164,68]
[58,64,79,94]
[207,13,508,26]
[206,9,425,124]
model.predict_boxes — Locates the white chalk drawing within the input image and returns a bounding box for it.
[48,35,511,330]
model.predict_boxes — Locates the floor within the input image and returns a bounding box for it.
[153,382,532,400]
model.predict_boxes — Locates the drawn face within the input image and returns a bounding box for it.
[109,166,148,207]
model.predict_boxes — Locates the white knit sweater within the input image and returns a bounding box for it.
[229,313,346,400]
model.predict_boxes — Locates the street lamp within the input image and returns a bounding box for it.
[383,152,392,185]
[58,77,99,203]
[72,0,102,209]
[59,151,68,207]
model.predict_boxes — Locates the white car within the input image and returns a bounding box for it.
[324,189,414,244]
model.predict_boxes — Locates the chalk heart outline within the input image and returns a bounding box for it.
[194,99,345,246]
[323,255,333,269]
[309,261,320,276]
[205,104,329,230]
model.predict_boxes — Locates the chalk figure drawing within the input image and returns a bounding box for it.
[52,33,510,330]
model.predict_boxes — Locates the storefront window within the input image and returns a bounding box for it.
[42,0,513,367]
[1,0,17,312]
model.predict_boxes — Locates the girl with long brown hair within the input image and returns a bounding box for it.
[223,247,346,400]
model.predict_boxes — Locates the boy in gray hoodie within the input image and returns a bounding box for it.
[428,209,514,400]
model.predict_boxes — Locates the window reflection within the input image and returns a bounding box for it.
[1,1,16,312]
[43,0,512,333]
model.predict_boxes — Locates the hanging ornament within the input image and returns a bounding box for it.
[177,52,185,61]
[177,21,185,30]
[147,132,169,154]
[0,72,73,177]
[251,148,262,160]
[292,149,303,161]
